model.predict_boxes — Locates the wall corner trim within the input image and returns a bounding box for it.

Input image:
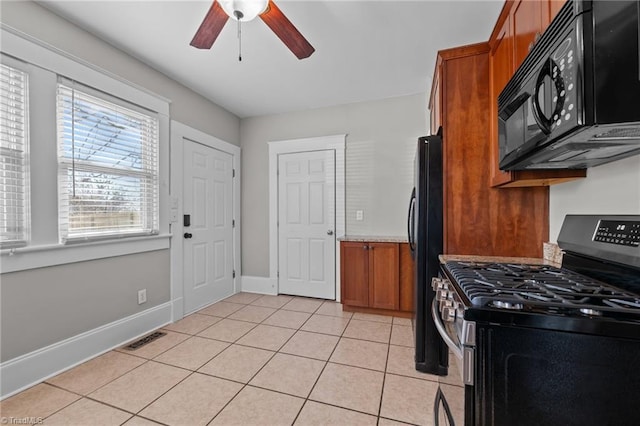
[0,302,172,400]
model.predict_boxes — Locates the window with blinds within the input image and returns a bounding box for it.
[57,80,159,242]
[0,63,29,248]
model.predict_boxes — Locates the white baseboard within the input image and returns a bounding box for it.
[240,275,277,295]
[0,302,172,400]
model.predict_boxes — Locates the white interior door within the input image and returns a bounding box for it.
[278,150,336,299]
[183,139,234,313]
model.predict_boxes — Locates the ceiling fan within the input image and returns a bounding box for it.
[190,0,315,60]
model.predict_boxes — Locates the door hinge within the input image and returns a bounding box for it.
[232,219,235,228]
[277,271,280,278]
[233,270,236,278]
[232,169,235,178]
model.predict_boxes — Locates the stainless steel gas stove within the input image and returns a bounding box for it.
[431,215,640,426]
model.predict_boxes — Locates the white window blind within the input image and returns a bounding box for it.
[57,80,159,242]
[0,63,28,248]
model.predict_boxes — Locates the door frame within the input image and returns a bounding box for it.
[170,121,241,321]
[268,135,346,301]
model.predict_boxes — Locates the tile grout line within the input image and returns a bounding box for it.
[376,316,393,425]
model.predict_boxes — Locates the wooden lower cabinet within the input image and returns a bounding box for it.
[340,241,370,307]
[487,0,584,187]
[340,241,414,316]
[369,243,399,310]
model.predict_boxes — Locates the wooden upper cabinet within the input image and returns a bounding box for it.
[431,42,548,258]
[548,0,567,25]
[429,69,442,135]
[490,15,515,187]
[512,0,546,69]
[487,0,585,187]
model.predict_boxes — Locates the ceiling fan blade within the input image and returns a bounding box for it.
[190,1,229,49]
[260,0,315,59]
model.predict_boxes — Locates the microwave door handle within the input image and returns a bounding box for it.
[534,58,565,134]
[533,59,553,133]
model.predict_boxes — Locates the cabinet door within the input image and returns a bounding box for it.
[398,243,415,312]
[548,0,566,25]
[512,0,545,69]
[490,15,515,187]
[369,243,399,310]
[429,66,442,135]
[340,242,369,307]
[488,0,584,188]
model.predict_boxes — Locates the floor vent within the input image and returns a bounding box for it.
[123,331,166,350]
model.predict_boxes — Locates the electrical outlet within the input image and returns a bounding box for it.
[138,289,147,305]
[356,210,364,221]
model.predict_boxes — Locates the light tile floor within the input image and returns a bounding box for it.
[0,293,460,426]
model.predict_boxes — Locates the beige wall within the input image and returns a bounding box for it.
[1,251,170,362]
[0,1,239,362]
[549,155,640,241]
[240,93,427,277]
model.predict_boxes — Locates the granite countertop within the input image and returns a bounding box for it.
[439,254,561,268]
[338,235,409,243]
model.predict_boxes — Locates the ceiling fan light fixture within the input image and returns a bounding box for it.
[219,0,269,22]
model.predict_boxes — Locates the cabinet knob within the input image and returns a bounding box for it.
[363,245,369,250]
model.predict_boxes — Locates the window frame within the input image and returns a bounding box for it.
[0,28,170,273]
[0,59,30,248]
[56,80,160,243]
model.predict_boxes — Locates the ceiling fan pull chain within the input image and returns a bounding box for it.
[235,10,243,61]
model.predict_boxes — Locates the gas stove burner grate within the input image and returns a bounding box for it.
[444,260,640,315]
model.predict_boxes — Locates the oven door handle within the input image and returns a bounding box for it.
[431,299,463,359]
[433,387,455,426]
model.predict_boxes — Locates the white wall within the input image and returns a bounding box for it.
[240,93,427,277]
[549,155,640,241]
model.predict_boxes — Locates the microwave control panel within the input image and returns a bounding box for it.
[548,28,580,135]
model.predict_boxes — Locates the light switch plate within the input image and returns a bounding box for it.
[356,210,364,221]
[170,197,179,209]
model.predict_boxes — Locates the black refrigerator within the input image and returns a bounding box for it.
[407,132,448,375]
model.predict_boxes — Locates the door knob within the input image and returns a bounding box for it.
[327,230,334,235]
[184,233,193,239]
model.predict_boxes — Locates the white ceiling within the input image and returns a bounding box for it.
[37,0,503,118]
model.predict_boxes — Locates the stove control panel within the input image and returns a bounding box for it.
[593,220,640,247]
[432,277,463,322]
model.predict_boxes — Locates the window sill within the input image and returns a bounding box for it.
[0,234,171,273]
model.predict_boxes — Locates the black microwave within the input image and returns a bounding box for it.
[498,0,640,170]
